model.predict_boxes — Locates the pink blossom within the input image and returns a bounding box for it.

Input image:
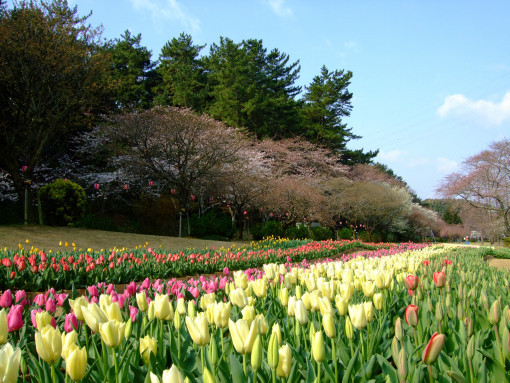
[0,290,13,307]
[90,296,98,304]
[44,288,56,299]
[55,293,68,306]
[7,304,23,332]
[125,282,137,296]
[141,278,151,290]
[88,285,99,298]
[106,284,115,295]
[31,308,42,328]
[223,267,229,276]
[45,298,56,313]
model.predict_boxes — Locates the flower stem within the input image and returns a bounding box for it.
[317,361,321,383]
[113,348,119,383]
[427,365,434,383]
[51,364,57,383]
[272,368,276,383]
[493,325,505,366]
[332,339,338,383]
[243,354,247,377]
[201,345,205,373]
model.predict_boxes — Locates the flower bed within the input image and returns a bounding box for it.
[1,243,509,382]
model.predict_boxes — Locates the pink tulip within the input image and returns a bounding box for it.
[223,267,229,276]
[141,278,151,290]
[125,282,137,296]
[90,296,98,304]
[15,290,28,306]
[34,293,46,306]
[45,298,56,313]
[106,284,115,295]
[55,293,68,306]
[7,304,23,332]
[0,290,13,307]
[129,305,138,322]
[44,288,56,299]
[31,308,42,328]
[65,313,79,332]
[113,294,126,308]
[88,285,99,298]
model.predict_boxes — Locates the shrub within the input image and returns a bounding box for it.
[310,226,333,241]
[189,209,235,239]
[250,223,265,241]
[338,227,353,239]
[262,220,285,239]
[503,237,510,248]
[285,224,310,239]
[38,179,86,225]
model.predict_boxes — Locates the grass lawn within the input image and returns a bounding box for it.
[0,225,247,252]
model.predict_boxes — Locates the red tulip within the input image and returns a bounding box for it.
[404,275,419,290]
[433,271,446,288]
[422,332,445,364]
[404,305,418,327]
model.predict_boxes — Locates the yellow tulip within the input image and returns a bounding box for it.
[136,292,148,312]
[295,299,308,325]
[319,297,334,316]
[154,294,172,321]
[69,296,89,322]
[213,301,231,329]
[251,335,263,371]
[228,317,259,355]
[251,277,268,298]
[345,316,354,340]
[287,296,296,317]
[242,305,255,327]
[203,367,215,383]
[61,331,78,360]
[364,301,375,323]
[301,292,311,310]
[35,325,62,364]
[0,343,21,383]
[348,304,367,330]
[176,298,186,315]
[99,295,112,313]
[373,293,383,311]
[140,335,157,365]
[105,302,123,322]
[81,303,108,333]
[173,310,182,330]
[279,287,289,306]
[148,301,155,321]
[267,331,279,368]
[230,287,248,309]
[185,313,210,346]
[272,323,282,347]
[99,320,125,348]
[0,309,8,345]
[322,313,336,339]
[256,314,268,335]
[187,301,195,318]
[35,311,54,331]
[66,347,87,381]
[362,281,375,298]
[335,296,348,316]
[234,270,248,289]
[200,293,216,311]
[155,365,185,383]
[312,331,325,362]
[276,344,292,378]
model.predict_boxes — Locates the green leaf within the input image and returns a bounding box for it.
[229,354,247,383]
[376,354,398,383]
[342,346,360,383]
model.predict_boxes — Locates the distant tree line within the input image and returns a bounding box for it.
[1,1,446,241]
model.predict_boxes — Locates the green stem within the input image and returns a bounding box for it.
[254,370,259,383]
[468,359,475,383]
[102,340,108,378]
[493,325,505,366]
[427,365,434,383]
[113,348,119,383]
[243,354,247,377]
[177,328,181,360]
[413,327,418,348]
[272,368,277,383]
[201,345,205,373]
[317,361,321,383]
[360,331,365,361]
[51,364,57,383]
[332,339,338,383]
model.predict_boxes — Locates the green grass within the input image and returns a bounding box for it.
[0,225,247,252]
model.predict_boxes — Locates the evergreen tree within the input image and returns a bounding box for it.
[154,32,207,110]
[107,30,157,110]
[301,65,377,164]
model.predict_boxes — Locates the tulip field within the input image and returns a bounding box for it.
[0,239,509,382]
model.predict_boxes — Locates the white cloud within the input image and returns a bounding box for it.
[436,157,458,174]
[130,0,200,32]
[408,157,431,168]
[344,41,357,50]
[437,92,510,127]
[377,149,406,163]
[267,0,293,17]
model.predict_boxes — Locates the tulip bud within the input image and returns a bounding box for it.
[148,301,155,321]
[404,305,418,327]
[391,336,400,367]
[457,302,464,321]
[209,335,219,367]
[422,332,445,365]
[251,335,262,371]
[480,289,489,310]
[161,365,184,383]
[435,302,443,322]
[335,296,348,316]
[502,327,510,360]
[0,343,21,383]
[176,298,186,315]
[256,314,268,335]
[445,293,452,308]
[279,287,289,307]
[489,300,501,325]
[124,318,133,339]
[140,335,157,365]
[312,331,325,363]
[398,347,407,379]
[322,313,336,339]
[136,292,148,312]
[445,280,451,293]
[427,296,433,313]
[35,325,62,364]
[345,316,354,340]
[373,293,383,311]
[464,317,473,337]
[186,313,210,346]
[272,323,282,347]
[203,367,215,383]
[0,309,7,345]
[433,271,446,288]
[267,331,279,368]
[466,335,475,360]
[295,285,302,300]
[404,275,419,291]
[276,344,292,378]
[242,305,255,327]
[295,300,308,325]
[395,318,404,341]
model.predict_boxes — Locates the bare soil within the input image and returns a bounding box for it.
[488,258,510,270]
[0,225,247,252]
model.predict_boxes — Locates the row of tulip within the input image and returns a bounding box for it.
[0,239,402,291]
[0,244,509,382]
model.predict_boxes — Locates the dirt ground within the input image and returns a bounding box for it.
[488,258,510,270]
[0,225,247,252]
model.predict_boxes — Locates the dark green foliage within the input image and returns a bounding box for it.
[0,201,23,224]
[310,226,334,241]
[442,206,462,224]
[38,179,86,225]
[503,237,510,248]
[107,30,157,109]
[251,220,286,240]
[285,224,310,239]
[189,209,236,239]
[74,214,117,231]
[338,227,353,239]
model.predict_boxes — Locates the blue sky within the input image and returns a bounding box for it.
[17,0,510,199]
